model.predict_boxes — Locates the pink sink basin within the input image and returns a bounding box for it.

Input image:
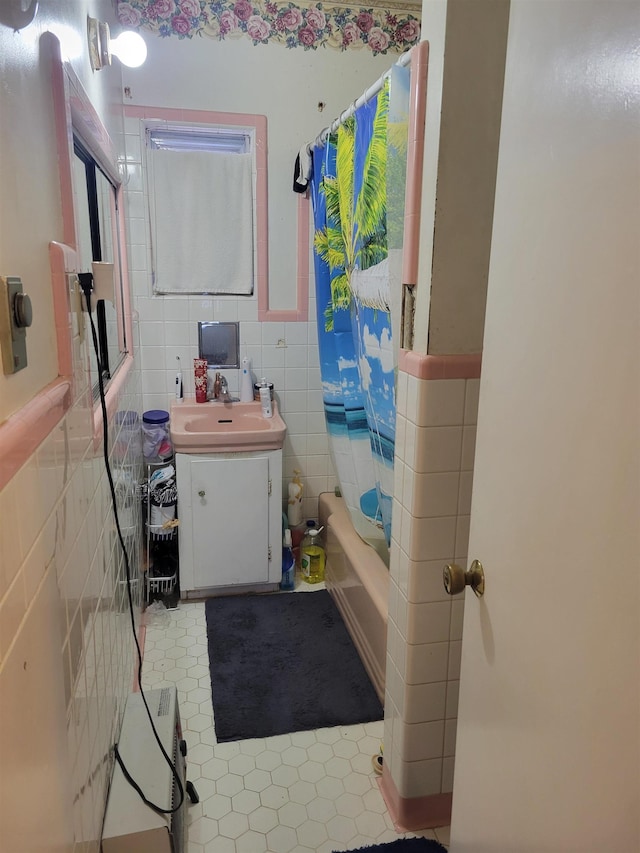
[170,399,286,453]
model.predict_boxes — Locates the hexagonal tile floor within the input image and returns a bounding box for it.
[142,597,450,853]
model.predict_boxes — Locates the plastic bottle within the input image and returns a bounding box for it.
[239,356,253,402]
[259,385,273,418]
[287,470,303,528]
[280,529,295,591]
[300,525,325,584]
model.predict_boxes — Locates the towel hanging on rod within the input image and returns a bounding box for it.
[293,144,313,193]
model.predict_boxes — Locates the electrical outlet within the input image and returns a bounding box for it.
[0,275,33,375]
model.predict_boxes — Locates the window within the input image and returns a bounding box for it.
[144,123,256,296]
[73,138,124,393]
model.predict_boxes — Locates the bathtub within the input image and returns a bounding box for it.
[319,492,389,704]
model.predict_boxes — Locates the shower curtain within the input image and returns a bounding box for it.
[311,65,411,547]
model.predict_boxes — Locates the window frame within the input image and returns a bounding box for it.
[143,119,257,296]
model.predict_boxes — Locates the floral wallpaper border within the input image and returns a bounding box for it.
[118,0,421,55]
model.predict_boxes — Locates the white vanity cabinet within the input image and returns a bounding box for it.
[176,449,282,596]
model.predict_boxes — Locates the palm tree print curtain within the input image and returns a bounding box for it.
[311,66,410,547]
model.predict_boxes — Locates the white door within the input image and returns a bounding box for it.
[191,455,270,589]
[450,2,640,851]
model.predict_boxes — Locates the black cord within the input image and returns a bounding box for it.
[80,278,184,816]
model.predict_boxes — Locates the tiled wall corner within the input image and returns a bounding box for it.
[385,373,479,802]
[0,362,144,852]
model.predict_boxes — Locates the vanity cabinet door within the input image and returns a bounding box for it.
[178,453,270,591]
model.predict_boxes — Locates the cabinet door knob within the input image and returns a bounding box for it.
[198,490,206,498]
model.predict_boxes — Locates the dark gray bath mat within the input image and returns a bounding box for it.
[338,838,447,852]
[205,590,383,742]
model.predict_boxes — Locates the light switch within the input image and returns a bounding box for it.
[0,275,33,375]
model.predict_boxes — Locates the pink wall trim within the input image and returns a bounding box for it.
[262,192,310,322]
[378,768,452,831]
[402,40,429,287]
[399,349,482,379]
[0,379,71,492]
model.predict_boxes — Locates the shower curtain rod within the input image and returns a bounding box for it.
[310,48,413,150]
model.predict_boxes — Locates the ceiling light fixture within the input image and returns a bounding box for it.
[87,16,147,71]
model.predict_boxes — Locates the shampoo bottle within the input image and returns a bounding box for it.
[259,385,273,418]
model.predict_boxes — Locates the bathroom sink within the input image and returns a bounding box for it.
[170,399,287,453]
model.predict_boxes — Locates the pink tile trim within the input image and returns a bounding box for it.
[399,350,482,379]
[378,769,452,831]
[50,35,119,250]
[0,379,71,492]
[402,40,429,287]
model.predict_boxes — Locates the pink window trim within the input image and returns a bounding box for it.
[399,349,482,380]
[55,51,135,449]
[122,105,306,320]
[261,192,310,322]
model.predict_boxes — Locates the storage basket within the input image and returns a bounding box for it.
[146,571,177,597]
[146,522,177,541]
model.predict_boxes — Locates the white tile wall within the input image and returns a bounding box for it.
[385,374,479,802]
[0,340,144,852]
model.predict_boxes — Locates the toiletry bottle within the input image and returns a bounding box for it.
[280,529,295,591]
[240,356,253,402]
[175,357,183,401]
[287,470,303,528]
[259,384,273,418]
[300,525,325,584]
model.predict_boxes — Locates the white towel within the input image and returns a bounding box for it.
[149,149,254,294]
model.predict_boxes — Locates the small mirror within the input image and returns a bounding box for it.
[198,322,240,368]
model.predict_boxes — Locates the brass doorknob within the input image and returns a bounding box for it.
[443,560,485,597]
